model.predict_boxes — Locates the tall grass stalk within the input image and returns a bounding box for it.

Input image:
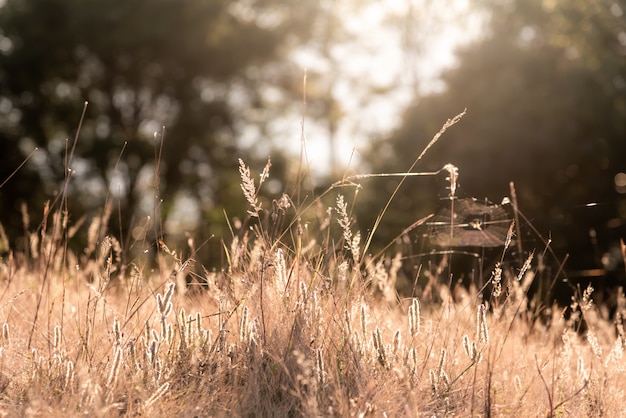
[0,110,622,416]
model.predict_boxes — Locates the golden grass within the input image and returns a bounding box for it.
[0,183,624,417]
[0,113,624,417]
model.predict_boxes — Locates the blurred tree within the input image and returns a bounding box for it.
[361,0,626,274]
[280,0,472,180]
[0,0,320,256]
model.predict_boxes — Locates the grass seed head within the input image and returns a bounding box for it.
[392,329,401,356]
[408,298,420,337]
[429,369,438,394]
[491,263,503,298]
[238,158,262,216]
[107,346,123,389]
[360,305,368,338]
[463,335,472,359]
[112,317,121,344]
[372,327,388,369]
[517,251,534,281]
[53,325,62,352]
[316,347,326,387]
[437,347,447,377]
[477,304,489,344]
[64,360,74,391]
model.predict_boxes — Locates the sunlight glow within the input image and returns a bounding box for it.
[257,0,486,177]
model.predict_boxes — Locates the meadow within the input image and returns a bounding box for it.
[0,114,624,417]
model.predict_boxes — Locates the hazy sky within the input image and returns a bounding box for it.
[243,0,486,178]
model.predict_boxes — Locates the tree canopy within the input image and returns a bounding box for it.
[361,0,626,274]
[1,0,624,279]
[0,0,318,253]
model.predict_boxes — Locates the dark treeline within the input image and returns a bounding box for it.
[359,0,626,302]
[0,0,624,301]
[0,0,317,262]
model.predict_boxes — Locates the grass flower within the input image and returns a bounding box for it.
[0,126,621,416]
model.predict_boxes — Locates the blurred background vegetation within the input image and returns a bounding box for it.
[0,0,624,286]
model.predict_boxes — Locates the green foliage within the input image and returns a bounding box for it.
[0,0,318,252]
[362,0,626,271]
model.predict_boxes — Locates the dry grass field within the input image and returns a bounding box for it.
[0,115,624,417]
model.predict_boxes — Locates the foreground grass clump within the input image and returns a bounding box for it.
[0,177,624,418]
[1,113,625,417]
